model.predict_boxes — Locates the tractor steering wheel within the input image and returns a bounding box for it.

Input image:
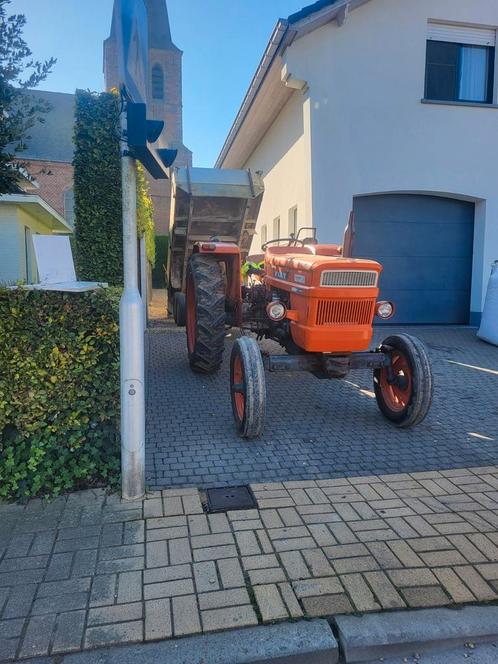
[261,237,306,251]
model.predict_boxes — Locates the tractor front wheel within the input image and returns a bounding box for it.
[230,337,266,438]
[186,254,226,373]
[374,334,433,428]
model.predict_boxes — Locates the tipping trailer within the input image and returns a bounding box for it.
[167,167,264,324]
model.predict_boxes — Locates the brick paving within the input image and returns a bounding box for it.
[3,468,498,660]
[146,325,498,489]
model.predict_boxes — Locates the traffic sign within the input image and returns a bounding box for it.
[114,0,148,103]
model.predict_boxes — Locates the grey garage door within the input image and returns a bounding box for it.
[352,194,474,324]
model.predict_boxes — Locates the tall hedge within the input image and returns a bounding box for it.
[0,288,120,499]
[73,90,123,284]
[73,91,156,284]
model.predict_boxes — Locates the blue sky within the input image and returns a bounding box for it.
[9,0,307,166]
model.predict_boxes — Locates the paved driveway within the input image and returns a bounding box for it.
[145,326,498,490]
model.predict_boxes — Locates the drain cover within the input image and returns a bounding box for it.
[206,486,256,512]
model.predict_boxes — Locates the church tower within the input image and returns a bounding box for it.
[104,0,192,235]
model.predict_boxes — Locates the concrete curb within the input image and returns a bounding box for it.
[27,619,338,664]
[335,605,498,663]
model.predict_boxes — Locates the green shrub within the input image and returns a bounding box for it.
[152,235,169,288]
[136,163,156,267]
[0,288,121,500]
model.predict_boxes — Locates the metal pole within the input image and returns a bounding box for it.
[140,235,148,329]
[120,107,145,500]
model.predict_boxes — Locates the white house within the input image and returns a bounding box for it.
[216,0,498,325]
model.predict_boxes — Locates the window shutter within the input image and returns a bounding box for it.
[428,22,496,47]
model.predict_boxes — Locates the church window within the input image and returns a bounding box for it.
[152,64,164,100]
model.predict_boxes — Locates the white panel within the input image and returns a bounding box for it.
[428,23,496,47]
[33,235,76,284]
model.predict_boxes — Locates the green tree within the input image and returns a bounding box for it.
[0,0,56,193]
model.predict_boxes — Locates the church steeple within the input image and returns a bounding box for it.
[144,0,178,51]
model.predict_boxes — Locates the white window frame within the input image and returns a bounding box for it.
[273,216,280,241]
[288,205,298,237]
[260,224,267,247]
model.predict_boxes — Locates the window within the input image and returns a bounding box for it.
[260,224,267,246]
[273,217,280,240]
[152,64,164,100]
[425,24,495,104]
[288,206,298,237]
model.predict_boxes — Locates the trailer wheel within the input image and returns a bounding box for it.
[374,334,433,428]
[230,337,266,438]
[173,292,186,326]
[186,254,226,373]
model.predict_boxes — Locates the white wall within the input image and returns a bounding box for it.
[16,208,51,283]
[0,205,53,285]
[283,0,498,314]
[0,206,21,285]
[243,92,312,254]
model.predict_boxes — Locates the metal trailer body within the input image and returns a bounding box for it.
[167,167,264,298]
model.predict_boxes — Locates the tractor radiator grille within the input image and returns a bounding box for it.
[320,270,378,287]
[316,299,375,326]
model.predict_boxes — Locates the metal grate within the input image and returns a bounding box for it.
[206,486,257,513]
[320,270,378,287]
[316,299,375,326]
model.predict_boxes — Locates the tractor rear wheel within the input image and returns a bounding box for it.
[374,334,433,428]
[186,254,226,373]
[230,337,266,438]
[173,292,186,326]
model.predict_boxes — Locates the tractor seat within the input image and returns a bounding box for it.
[265,245,315,257]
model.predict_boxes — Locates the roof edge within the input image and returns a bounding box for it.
[288,0,339,24]
[0,194,72,232]
[215,0,372,168]
[215,19,291,168]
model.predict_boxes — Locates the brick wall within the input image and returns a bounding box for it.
[25,160,74,218]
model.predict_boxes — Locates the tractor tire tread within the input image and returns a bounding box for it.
[231,336,266,438]
[187,254,226,373]
[374,333,433,428]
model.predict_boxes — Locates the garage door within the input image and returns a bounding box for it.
[352,194,474,324]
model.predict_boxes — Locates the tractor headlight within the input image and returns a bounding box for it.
[266,301,287,321]
[376,301,395,319]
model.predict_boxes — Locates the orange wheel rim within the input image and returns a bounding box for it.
[186,275,195,353]
[232,354,245,420]
[380,351,412,412]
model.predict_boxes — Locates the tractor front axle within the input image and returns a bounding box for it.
[267,351,390,379]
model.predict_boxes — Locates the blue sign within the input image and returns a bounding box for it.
[114,0,148,103]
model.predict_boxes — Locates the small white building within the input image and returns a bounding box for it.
[216,0,498,325]
[0,194,71,286]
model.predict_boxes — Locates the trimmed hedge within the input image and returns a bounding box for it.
[152,235,169,288]
[73,91,157,285]
[0,288,120,500]
[73,90,123,285]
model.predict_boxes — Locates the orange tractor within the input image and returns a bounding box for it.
[183,215,433,438]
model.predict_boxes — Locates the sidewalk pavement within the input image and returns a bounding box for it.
[2,465,498,661]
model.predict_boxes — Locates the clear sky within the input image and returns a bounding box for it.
[9,0,307,166]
